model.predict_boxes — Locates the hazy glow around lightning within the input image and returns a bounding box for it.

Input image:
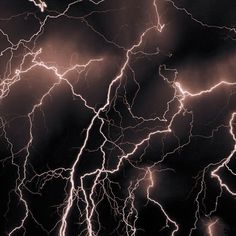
[1,0,236,235]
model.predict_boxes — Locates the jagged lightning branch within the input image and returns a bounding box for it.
[1,0,236,236]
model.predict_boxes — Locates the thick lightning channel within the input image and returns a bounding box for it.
[1,0,236,236]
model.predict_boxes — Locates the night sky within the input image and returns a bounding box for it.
[1,0,236,236]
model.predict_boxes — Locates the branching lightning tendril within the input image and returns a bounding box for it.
[1,0,236,235]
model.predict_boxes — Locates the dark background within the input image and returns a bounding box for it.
[1,0,236,235]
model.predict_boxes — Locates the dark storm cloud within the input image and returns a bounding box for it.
[1,0,236,236]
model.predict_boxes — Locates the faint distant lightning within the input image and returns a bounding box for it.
[147,169,179,236]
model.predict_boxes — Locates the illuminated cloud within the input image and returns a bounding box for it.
[1,0,236,235]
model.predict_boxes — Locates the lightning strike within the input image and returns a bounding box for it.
[28,0,47,12]
[1,0,236,235]
[207,218,219,236]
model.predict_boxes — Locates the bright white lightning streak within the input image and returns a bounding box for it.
[8,49,103,236]
[175,81,236,234]
[2,0,236,235]
[28,0,47,12]
[207,218,219,236]
[59,24,165,236]
[177,80,236,199]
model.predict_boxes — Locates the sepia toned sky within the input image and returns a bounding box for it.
[1,0,236,235]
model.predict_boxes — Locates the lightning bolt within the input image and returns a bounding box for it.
[28,0,47,12]
[207,218,219,236]
[1,0,236,236]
